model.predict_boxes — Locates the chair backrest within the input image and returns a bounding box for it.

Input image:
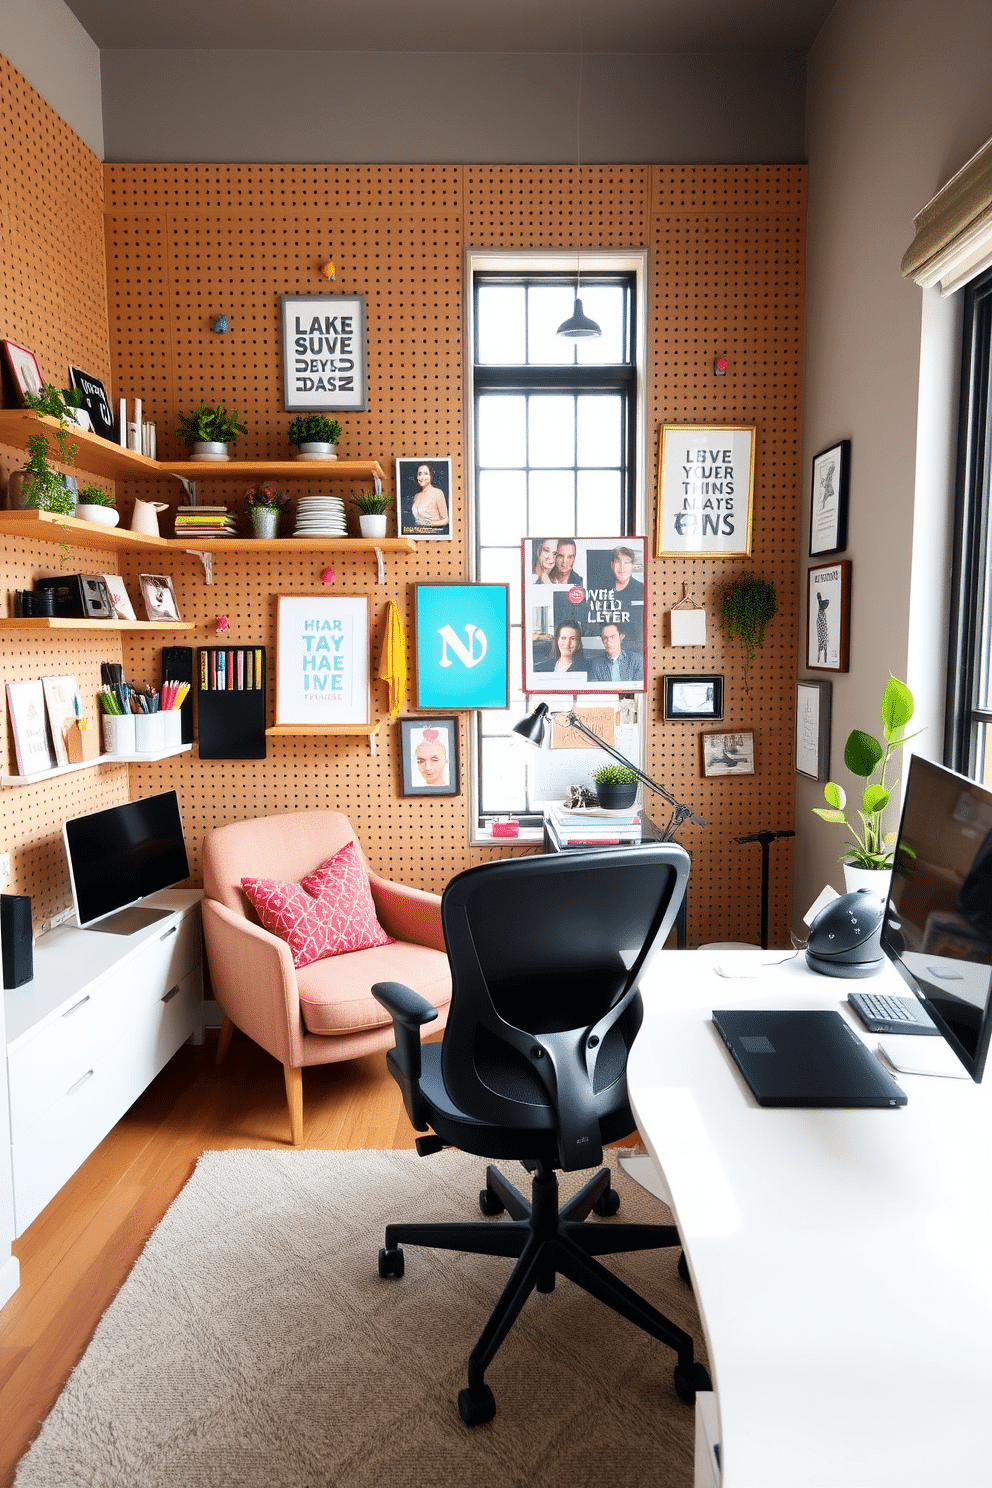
[439,844,689,1170]
[202,810,363,914]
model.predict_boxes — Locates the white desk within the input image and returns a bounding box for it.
[627,950,992,1488]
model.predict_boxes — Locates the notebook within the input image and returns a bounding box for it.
[712,1008,907,1108]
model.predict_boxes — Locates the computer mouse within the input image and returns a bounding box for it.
[806,889,886,978]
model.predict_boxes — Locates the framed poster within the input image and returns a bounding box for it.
[657,424,755,558]
[68,366,117,442]
[796,680,832,781]
[1,339,44,403]
[400,717,460,795]
[663,674,724,722]
[281,294,367,412]
[414,584,509,710]
[522,537,647,695]
[275,594,371,725]
[806,560,851,673]
[396,457,452,540]
[138,574,181,622]
[809,439,850,556]
[701,731,756,777]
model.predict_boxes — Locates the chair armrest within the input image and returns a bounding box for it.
[368,874,446,953]
[372,980,437,1131]
[372,980,439,1028]
[202,898,306,1067]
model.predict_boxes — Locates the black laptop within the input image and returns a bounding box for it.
[712,1009,907,1108]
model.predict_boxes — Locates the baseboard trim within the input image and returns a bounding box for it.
[0,1253,20,1310]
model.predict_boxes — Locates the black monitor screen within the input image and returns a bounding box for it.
[63,790,190,927]
[881,756,992,1081]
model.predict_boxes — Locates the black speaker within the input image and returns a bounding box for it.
[1,893,34,988]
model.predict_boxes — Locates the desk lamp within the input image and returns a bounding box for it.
[513,702,707,842]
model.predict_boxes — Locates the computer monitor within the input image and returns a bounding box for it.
[63,789,190,933]
[880,756,992,1082]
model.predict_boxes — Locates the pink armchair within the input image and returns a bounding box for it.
[202,811,451,1144]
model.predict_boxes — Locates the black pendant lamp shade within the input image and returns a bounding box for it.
[556,295,601,338]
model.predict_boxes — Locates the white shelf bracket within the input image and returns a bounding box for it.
[373,472,382,495]
[172,475,198,503]
[369,732,378,757]
[185,550,214,583]
[374,546,385,585]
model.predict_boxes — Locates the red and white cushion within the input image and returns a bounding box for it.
[241,842,391,970]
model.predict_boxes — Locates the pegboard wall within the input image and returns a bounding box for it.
[1,53,806,943]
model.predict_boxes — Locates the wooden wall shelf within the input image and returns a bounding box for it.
[266,722,381,755]
[0,617,194,633]
[0,509,168,550]
[0,410,160,480]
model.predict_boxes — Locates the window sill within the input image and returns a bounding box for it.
[472,826,543,848]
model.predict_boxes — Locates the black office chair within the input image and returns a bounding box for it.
[372,845,711,1426]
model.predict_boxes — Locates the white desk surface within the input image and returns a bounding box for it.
[627,950,992,1488]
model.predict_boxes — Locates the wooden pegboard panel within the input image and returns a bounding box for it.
[464,166,650,249]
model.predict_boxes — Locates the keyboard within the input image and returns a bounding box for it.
[848,990,940,1036]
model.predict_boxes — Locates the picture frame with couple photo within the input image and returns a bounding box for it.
[522,536,647,695]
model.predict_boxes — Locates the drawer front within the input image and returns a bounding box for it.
[11,966,201,1235]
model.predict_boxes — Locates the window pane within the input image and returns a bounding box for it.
[477,285,526,364]
[577,469,623,532]
[479,736,528,813]
[529,469,575,533]
[477,394,526,466]
[526,285,576,365]
[528,395,575,467]
[576,394,622,467]
[478,546,522,617]
[574,285,627,364]
[478,469,526,545]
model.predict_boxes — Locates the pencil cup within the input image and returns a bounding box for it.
[134,713,165,753]
[162,710,183,749]
[102,714,136,756]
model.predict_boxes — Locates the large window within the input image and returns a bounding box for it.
[947,264,992,784]
[468,264,643,831]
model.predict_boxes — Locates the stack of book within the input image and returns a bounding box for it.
[545,803,643,848]
[173,504,237,537]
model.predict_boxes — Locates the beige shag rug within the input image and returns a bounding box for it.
[15,1149,706,1488]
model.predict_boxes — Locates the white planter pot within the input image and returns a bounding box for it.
[66,408,92,432]
[843,863,892,900]
[192,441,229,460]
[75,503,120,527]
[358,513,387,538]
[298,442,337,459]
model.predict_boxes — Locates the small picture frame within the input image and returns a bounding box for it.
[663,674,724,722]
[281,293,368,412]
[400,717,460,796]
[656,424,756,558]
[701,731,755,777]
[2,339,44,404]
[809,439,850,557]
[396,457,452,540]
[796,680,832,781]
[138,574,181,623]
[414,583,510,710]
[102,573,136,621]
[68,366,117,442]
[806,560,851,673]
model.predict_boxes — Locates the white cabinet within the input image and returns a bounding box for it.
[4,890,203,1236]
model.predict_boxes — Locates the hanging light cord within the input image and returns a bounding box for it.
[574,2,584,297]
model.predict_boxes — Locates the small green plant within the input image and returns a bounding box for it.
[22,387,79,521]
[24,384,80,424]
[245,483,289,511]
[592,764,639,786]
[287,413,341,448]
[176,404,247,446]
[350,488,390,515]
[77,484,114,507]
[812,676,918,870]
[718,572,778,699]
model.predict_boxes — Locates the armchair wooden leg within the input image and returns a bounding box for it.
[216,1015,235,1065]
[283,1064,304,1146]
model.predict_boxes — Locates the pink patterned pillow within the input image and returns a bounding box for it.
[241,842,391,969]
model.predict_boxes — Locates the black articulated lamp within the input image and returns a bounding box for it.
[513,702,707,843]
[557,3,601,343]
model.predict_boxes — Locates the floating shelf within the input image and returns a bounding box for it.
[0,617,194,632]
[173,535,413,552]
[0,410,160,480]
[167,458,386,480]
[0,509,168,550]
[2,743,192,787]
[266,722,381,755]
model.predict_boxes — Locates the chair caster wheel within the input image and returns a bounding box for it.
[458,1383,496,1426]
[378,1245,404,1279]
[678,1250,691,1285]
[593,1186,621,1217]
[479,1187,505,1216]
[673,1360,712,1405]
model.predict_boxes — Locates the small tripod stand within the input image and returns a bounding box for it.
[735,829,795,948]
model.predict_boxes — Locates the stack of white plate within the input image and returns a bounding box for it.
[293,495,348,537]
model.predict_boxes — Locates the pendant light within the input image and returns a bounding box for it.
[557,3,601,340]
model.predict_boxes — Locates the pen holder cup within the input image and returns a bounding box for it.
[134,713,166,753]
[161,710,183,749]
[102,714,136,756]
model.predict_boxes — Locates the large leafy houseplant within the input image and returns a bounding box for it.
[812,675,916,869]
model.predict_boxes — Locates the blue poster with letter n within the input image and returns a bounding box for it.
[415,584,510,710]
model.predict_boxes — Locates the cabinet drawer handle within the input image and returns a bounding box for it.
[160,925,178,942]
[67,1069,94,1095]
[63,996,91,1018]
[161,984,181,1003]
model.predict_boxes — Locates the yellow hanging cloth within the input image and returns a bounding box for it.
[377,600,407,717]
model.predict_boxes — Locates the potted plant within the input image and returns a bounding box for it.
[75,483,119,528]
[7,386,80,514]
[350,487,391,538]
[287,413,342,460]
[718,572,778,699]
[812,675,917,893]
[177,403,247,460]
[592,764,639,811]
[245,483,290,539]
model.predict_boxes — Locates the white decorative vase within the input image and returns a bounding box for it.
[843,862,892,899]
[75,503,120,527]
[192,441,229,460]
[298,442,337,460]
[358,513,387,538]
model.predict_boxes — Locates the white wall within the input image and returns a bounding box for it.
[795,0,992,924]
[0,0,103,156]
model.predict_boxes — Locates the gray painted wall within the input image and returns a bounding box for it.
[0,0,103,156]
[98,48,805,163]
[795,0,992,925]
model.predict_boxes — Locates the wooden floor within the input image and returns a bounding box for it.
[0,1028,422,1488]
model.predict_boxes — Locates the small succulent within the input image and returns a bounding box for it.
[350,488,391,515]
[77,484,114,507]
[287,413,342,447]
[592,764,639,786]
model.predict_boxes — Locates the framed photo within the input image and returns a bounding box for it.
[796,680,832,781]
[664,674,724,722]
[809,439,850,556]
[138,574,181,623]
[2,339,44,404]
[701,731,755,777]
[400,717,460,796]
[806,560,851,673]
[275,594,371,725]
[281,294,367,412]
[414,584,509,710]
[101,574,136,621]
[396,457,452,540]
[656,424,755,558]
[522,537,646,695]
[68,366,117,442]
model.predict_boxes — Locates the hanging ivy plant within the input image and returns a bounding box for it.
[718,572,778,699]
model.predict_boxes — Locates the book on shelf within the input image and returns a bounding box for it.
[41,674,80,768]
[5,680,58,776]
